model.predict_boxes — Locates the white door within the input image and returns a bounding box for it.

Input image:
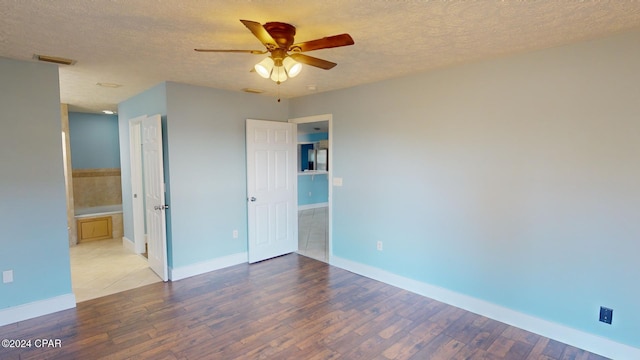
[246,119,297,263]
[129,117,146,254]
[142,114,168,281]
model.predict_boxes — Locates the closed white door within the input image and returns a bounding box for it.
[142,114,168,281]
[246,119,297,263]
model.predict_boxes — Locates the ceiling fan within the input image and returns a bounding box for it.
[195,20,355,83]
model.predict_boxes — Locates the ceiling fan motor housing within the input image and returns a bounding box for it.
[263,22,297,50]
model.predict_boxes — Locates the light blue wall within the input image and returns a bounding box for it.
[68,112,120,169]
[0,58,72,309]
[117,82,288,271]
[290,30,640,348]
[298,174,329,206]
[164,82,288,269]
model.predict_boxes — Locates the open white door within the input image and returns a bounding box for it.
[129,116,146,254]
[142,114,168,281]
[246,119,297,263]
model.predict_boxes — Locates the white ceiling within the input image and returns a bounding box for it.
[2,1,640,113]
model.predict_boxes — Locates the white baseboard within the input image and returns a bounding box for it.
[169,252,248,281]
[331,256,639,360]
[298,203,328,211]
[122,236,136,253]
[0,293,76,327]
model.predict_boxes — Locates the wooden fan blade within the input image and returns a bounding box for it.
[290,34,354,52]
[240,19,278,50]
[290,53,337,70]
[194,49,267,54]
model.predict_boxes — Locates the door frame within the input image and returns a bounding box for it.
[288,114,333,263]
[129,115,146,254]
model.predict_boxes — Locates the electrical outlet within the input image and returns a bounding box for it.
[599,306,613,324]
[3,270,14,283]
[232,230,239,239]
[376,241,383,251]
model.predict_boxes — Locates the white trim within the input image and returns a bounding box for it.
[298,203,328,211]
[331,256,640,360]
[122,236,136,253]
[169,252,248,281]
[0,294,76,327]
[289,114,333,124]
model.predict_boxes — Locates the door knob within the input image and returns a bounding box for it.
[250,197,257,202]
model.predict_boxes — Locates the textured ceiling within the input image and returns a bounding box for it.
[2,1,640,113]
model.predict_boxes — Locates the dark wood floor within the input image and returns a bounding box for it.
[1,254,608,360]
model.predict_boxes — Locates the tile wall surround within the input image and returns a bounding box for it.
[111,213,124,239]
[72,168,122,209]
[71,168,123,246]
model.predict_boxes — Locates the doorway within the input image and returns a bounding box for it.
[69,238,160,302]
[289,114,332,263]
[129,115,169,280]
[62,108,162,302]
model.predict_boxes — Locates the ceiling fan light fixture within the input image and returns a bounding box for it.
[197,20,354,85]
[270,66,287,83]
[255,57,274,78]
[283,56,302,78]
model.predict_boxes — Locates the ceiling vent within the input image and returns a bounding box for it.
[97,82,122,88]
[33,54,76,65]
[242,88,265,94]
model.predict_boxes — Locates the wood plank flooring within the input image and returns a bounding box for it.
[0,254,609,360]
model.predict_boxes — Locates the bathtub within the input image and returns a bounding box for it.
[75,204,123,218]
[74,204,123,242]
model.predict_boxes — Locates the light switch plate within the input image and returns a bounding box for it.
[3,270,13,283]
[333,177,343,187]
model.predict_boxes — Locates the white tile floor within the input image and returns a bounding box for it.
[69,238,161,303]
[297,207,328,262]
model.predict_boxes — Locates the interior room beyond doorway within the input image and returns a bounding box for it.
[294,117,331,263]
[70,238,161,302]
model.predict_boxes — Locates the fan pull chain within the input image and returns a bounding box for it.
[277,82,281,102]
